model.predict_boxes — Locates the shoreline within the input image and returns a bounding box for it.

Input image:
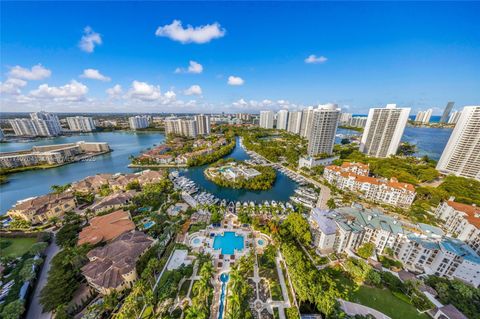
[0,150,113,176]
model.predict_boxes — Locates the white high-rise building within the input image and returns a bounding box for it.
[66,116,96,132]
[339,112,352,124]
[414,108,432,124]
[436,106,480,181]
[307,104,340,156]
[287,111,303,134]
[360,104,411,158]
[276,110,289,130]
[194,114,211,135]
[10,112,62,137]
[259,111,274,129]
[30,112,62,136]
[164,117,198,138]
[448,111,462,124]
[348,117,368,128]
[129,115,150,130]
[300,107,315,139]
[9,119,37,136]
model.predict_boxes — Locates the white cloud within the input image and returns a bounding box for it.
[230,98,300,112]
[29,80,88,101]
[9,64,51,80]
[227,75,244,86]
[304,54,328,64]
[106,84,122,97]
[164,90,176,99]
[0,78,27,95]
[127,81,162,101]
[80,68,111,81]
[155,20,225,44]
[175,60,203,74]
[184,85,202,96]
[79,26,102,53]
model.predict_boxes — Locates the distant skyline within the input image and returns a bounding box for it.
[1,1,479,114]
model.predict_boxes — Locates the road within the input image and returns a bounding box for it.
[26,239,60,319]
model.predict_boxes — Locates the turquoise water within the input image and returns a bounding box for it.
[258,239,265,246]
[193,238,201,244]
[143,221,155,229]
[218,273,229,319]
[213,231,244,255]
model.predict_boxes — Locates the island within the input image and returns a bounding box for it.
[204,158,276,190]
[130,133,235,168]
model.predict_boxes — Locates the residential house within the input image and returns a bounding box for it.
[81,231,154,294]
[78,210,135,245]
[7,192,76,224]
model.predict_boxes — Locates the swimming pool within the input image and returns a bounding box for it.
[213,231,244,255]
[143,221,155,229]
[258,239,265,246]
[193,238,201,244]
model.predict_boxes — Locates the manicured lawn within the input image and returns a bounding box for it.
[0,237,37,258]
[349,286,428,319]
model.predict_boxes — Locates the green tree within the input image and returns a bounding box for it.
[29,241,48,256]
[281,213,312,245]
[51,183,71,194]
[1,300,25,319]
[55,212,82,248]
[326,198,336,209]
[356,242,375,259]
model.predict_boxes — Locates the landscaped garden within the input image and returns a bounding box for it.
[349,285,429,319]
[0,236,38,258]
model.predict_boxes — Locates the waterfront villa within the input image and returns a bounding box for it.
[7,192,76,224]
[70,170,165,193]
[89,190,136,213]
[81,231,155,294]
[324,162,416,207]
[205,162,261,181]
[77,210,135,245]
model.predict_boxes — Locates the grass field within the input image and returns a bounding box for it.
[349,285,428,319]
[0,237,37,258]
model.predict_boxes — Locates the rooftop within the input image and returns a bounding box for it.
[446,201,480,229]
[78,210,135,245]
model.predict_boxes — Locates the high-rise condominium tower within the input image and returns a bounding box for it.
[414,108,432,124]
[67,116,96,132]
[259,111,274,129]
[440,101,455,123]
[129,115,150,130]
[300,107,314,139]
[307,104,340,156]
[194,114,211,135]
[448,111,462,124]
[360,104,411,158]
[164,117,198,138]
[436,106,480,181]
[287,111,303,134]
[276,110,289,130]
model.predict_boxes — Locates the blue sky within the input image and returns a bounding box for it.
[1,1,479,114]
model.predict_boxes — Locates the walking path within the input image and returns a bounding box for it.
[339,299,392,319]
[26,238,60,319]
[137,249,176,319]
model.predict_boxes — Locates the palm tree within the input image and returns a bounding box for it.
[184,306,207,319]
